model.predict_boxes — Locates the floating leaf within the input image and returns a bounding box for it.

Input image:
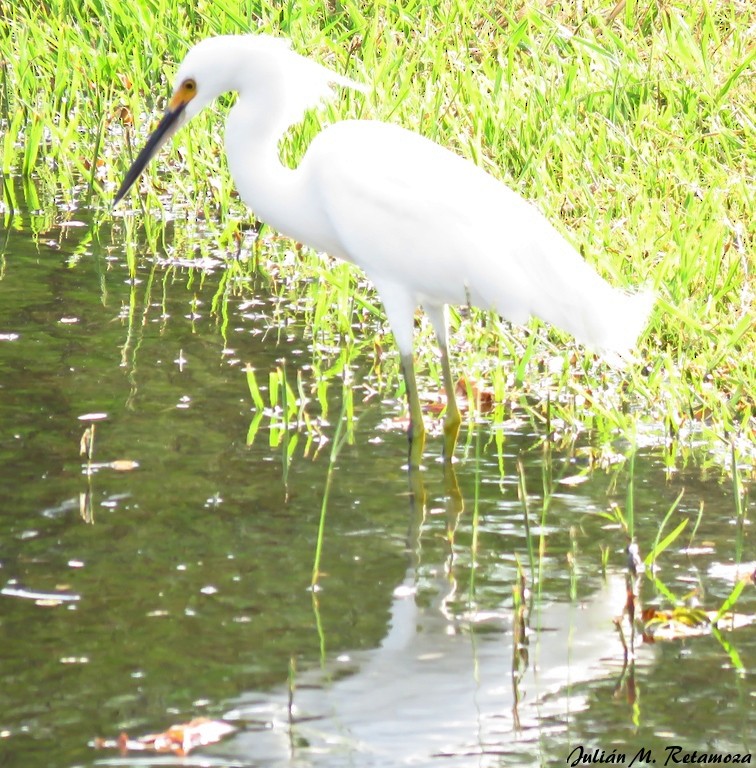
[558,473,590,487]
[93,718,236,756]
[642,605,711,641]
[108,459,139,471]
[641,602,755,642]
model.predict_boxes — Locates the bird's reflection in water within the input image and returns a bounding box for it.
[223,460,636,767]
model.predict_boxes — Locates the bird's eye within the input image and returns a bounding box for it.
[183,79,196,93]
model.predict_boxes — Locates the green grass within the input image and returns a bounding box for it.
[1,0,754,470]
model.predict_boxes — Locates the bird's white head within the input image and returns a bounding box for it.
[179,35,364,137]
[114,34,364,205]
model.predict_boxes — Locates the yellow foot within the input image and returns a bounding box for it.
[408,422,426,469]
[442,412,461,463]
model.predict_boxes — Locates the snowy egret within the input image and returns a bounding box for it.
[114,34,653,468]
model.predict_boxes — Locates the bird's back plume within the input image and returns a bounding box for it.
[242,35,366,133]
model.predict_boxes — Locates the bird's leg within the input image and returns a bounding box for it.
[401,352,426,469]
[425,304,461,463]
[439,344,461,462]
[373,280,423,468]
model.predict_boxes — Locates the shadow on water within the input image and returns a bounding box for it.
[0,184,753,767]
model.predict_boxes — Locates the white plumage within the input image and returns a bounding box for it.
[115,35,653,467]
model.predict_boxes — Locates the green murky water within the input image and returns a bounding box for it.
[0,179,753,767]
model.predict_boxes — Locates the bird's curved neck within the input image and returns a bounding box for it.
[225,100,329,251]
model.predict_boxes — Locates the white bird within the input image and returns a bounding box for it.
[114,34,653,469]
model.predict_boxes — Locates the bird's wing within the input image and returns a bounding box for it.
[302,120,540,320]
[301,120,650,354]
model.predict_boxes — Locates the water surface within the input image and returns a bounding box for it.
[0,183,753,767]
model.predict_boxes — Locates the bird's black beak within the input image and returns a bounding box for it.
[113,94,190,205]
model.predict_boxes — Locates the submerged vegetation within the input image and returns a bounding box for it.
[1,0,754,470]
